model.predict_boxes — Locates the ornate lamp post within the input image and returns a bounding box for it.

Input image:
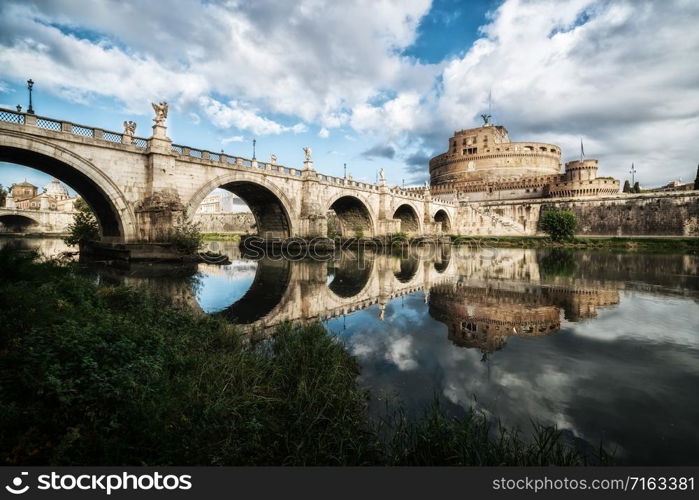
[343,163,347,178]
[252,138,256,160]
[26,79,34,115]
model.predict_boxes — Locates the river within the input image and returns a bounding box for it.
[3,236,699,465]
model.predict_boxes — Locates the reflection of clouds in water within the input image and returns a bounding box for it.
[571,294,699,348]
[386,336,418,371]
[194,261,257,313]
[331,288,699,464]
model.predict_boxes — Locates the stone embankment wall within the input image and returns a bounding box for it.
[192,212,256,233]
[457,192,699,237]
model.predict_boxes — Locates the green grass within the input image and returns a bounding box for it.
[450,234,699,252]
[0,248,609,466]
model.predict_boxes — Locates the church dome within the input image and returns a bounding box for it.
[44,178,69,199]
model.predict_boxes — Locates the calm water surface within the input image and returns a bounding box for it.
[5,237,699,465]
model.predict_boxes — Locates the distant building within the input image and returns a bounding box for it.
[5,178,77,211]
[10,180,38,202]
[427,121,620,201]
[196,191,251,214]
[647,180,694,193]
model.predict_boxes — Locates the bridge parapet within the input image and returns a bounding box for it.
[0,108,150,149]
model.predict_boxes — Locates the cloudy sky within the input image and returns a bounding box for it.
[1,0,698,194]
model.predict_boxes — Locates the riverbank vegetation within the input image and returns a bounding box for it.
[0,248,608,466]
[450,234,699,252]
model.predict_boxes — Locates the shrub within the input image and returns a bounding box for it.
[390,232,409,245]
[63,198,100,247]
[540,210,577,242]
[169,217,203,254]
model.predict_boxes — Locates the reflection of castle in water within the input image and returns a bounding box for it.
[429,282,621,353]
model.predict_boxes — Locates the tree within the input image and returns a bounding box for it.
[64,198,100,247]
[0,184,7,207]
[623,180,631,193]
[633,181,641,193]
[540,210,577,242]
[694,164,699,190]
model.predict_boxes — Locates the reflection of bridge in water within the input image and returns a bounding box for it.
[218,246,459,327]
[174,246,638,353]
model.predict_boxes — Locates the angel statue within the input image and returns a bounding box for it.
[152,101,169,125]
[123,120,137,137]
[270,153,277,164]
[379,168,385,181]
[303,146,312,162]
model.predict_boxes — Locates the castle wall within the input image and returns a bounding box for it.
[455,192,699,237]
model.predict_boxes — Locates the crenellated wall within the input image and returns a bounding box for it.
[454,192,699,237]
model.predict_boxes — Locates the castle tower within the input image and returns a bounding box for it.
[564,159,598,182]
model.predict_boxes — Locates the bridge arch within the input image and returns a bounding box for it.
[0,213,40,233]
[0,131,136,242]
[392,203,422,235]
[187,172,295,238]
[433,209,452,233]
[326,193,376,237]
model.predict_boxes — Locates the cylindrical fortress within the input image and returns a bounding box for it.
[429,125,561,187]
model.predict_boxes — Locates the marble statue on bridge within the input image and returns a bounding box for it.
[123,120,136,137]
[151,101,168,125]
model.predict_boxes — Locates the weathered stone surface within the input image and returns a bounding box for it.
[193,212,256,233]
[0,111,457,243]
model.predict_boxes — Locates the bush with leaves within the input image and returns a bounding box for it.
[63,198,100,247]
[540,210,577,242]
[169,217,203,254]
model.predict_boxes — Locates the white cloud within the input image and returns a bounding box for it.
[0,0,697,183]
[429,0,699,184]
[318,127,329,138]
[199,96,305,136]
[222,135,245,144]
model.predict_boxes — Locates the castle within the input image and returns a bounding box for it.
[428,120,620,201]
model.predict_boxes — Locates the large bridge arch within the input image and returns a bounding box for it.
[187,172,295,238]
[392,203,422,235]
[0,131,136,242]
[326,193,376,237]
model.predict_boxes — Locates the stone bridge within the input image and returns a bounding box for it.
[0,107,457,245]
[0,206,74,234]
